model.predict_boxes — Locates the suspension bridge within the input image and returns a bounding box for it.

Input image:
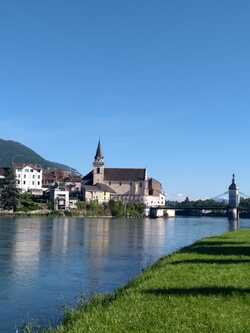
[152,175,250,219]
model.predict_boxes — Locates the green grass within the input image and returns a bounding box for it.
[44,230,250,333]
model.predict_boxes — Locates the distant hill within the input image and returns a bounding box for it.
[0,139,78,173]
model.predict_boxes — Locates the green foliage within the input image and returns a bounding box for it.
[42,231,250,333]
[76,201,87,210]
[126,202,145,217]
[88,201,106,216]
[18,192,40,212]
[168,199,227,210]
[108,200,125,217]
[239,198,250,209]
[0,168,19,211]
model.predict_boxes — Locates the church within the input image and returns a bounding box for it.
[82,141,166,207]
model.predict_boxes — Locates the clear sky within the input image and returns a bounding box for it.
[1,1,250,200]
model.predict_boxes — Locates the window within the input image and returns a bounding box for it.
[32,181,35,185]
[38,181,40,185]
[24,174,26,179]
[120,182,122,186]
[23,181,26,185]
[109,181,111,186]
[97,168,100,174]
[33,175,35,179]
[38,175,40,179]
[30,169,33,172]
[25,169,29,172]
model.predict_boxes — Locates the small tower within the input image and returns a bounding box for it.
[228,174,240,209]
[93,140,105,184]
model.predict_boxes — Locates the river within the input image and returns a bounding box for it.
[0,216,249,332]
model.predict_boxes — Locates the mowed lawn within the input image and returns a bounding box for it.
[45,230,250,333]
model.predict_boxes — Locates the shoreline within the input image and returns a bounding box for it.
[32,230,250,333]
[0,211,143,219]
[1,212,250,219]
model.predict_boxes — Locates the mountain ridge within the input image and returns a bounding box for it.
[0,139,78,173]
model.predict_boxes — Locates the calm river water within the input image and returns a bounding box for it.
[0,216,250,332]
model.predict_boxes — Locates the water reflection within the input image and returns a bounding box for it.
[0,216,249,333]
[228,219,241,232]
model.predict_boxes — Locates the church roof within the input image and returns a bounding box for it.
[104,168,146,181]
[95,140,104,160]
[82,171,93,185]
[83,183,115,193]
[82,168,147,184]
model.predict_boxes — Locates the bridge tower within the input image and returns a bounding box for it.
[228,174,240,220]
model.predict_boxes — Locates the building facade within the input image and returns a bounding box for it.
[50,188,70,211]
[15,164,43,194]
[83,183,115,204]
[82,141,166,207]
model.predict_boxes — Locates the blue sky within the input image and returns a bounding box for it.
[1,1,250,200]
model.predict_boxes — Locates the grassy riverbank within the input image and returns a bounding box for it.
[41,230,250,333]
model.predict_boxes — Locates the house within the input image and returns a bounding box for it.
[82,183,115,204]
[43,169,82,194]
[50,188,70,211]
[43,169,72,188]
[144,178,166,207]
[64,175,82,192]
[82,140,166,207]
[14,164,43,195]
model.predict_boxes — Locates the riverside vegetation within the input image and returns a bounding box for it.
[28,230,250,333]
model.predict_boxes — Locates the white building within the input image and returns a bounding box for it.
[15,164,43,194]
[51,188,70,211]
[143,192,166,207]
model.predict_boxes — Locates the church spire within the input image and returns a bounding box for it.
[93,139,104,184]
[93,139,104,168]
[95,139,104,161]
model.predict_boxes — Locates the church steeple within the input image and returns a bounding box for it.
[94,139,104,162]
[93,139,105,184]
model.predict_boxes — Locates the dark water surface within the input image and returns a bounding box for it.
[0,216,249,332]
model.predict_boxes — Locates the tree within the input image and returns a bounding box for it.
[19,192,39,211]
[109,200,125,217]
[1,168,19,211]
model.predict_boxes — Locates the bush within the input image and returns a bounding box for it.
[18,192,40,212]
[108,200,125,217]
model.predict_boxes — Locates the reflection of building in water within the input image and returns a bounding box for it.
[50,218,70,254]
[83,219,110,257]
[10,218,76,279]
[142,218,167,259]
[12,219,43,276]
